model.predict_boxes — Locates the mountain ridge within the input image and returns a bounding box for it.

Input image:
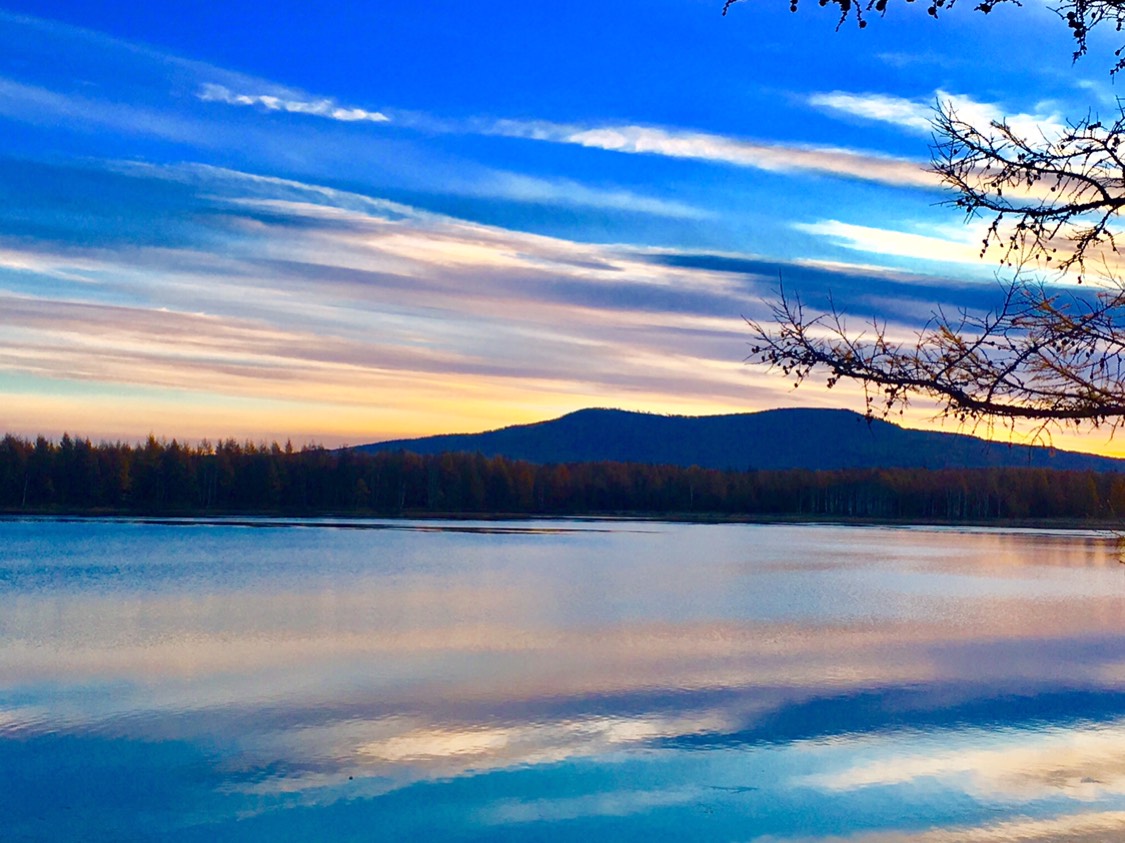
[354,407,1125,472]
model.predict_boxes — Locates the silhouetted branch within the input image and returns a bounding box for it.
[724,0,1125,72]
[731,0,1125,427]
[934,103,1125,276]
[748,278,1125,426]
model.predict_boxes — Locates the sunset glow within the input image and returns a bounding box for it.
[0,2,1119,451]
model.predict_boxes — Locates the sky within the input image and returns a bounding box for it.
[1,0,1122,449]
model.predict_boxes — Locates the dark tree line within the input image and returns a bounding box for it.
[2,433,1124,522]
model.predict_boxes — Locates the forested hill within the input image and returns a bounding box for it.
[356,408,1125,472]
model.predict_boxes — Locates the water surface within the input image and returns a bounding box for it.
[3,518,1125,840]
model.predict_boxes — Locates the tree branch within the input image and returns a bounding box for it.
[747,279,1125,426]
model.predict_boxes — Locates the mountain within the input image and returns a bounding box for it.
[353,407,1125,472]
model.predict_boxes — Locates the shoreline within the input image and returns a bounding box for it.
[2,508,1122,532]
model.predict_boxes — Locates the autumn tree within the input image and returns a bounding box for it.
[727,0,1125,430]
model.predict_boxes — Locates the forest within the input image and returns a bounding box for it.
[1,433,1124,523]
[4,429,1120,522]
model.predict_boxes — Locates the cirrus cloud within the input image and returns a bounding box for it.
[197,82,390,124]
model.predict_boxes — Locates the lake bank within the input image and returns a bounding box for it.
[4,506,1124,533]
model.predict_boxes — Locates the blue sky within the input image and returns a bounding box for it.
[0,1,1118,448]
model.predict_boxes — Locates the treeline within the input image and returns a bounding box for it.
[1,433,1124,521]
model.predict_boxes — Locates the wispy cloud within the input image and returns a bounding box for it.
[468,171,713,219]
[809,89,1068,140]
[0,10,938,215]
[0,76,214,143]
[794,218,991,267]
[875,50,973,70]
[197,82,390,124]
[0,9,1088,445]
[795,214,1125,286]
[11,155,1050,442]
[194,80,934,189]
[0,162,793,440]
[486,119,935,188]
[808,91,937,133]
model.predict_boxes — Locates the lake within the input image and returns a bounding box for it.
[3,518,1125,841]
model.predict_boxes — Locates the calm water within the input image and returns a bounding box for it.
[4,518,1125,841]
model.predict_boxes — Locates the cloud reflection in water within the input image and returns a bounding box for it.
[3,519,1125,840]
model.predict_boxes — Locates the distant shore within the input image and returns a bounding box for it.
[6,436,1125,526]
[3,508,1122,533]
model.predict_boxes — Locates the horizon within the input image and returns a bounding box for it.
[10,404,1123,464]
[3,2,1123,453]
[7,403,866,449]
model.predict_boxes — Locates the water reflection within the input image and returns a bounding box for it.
[3,519,1125,840]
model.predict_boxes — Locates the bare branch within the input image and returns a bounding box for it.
[933,103,1125,276]
[724,0,1125,73]
[733,0,1125,429]
[747,278,1125,427]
